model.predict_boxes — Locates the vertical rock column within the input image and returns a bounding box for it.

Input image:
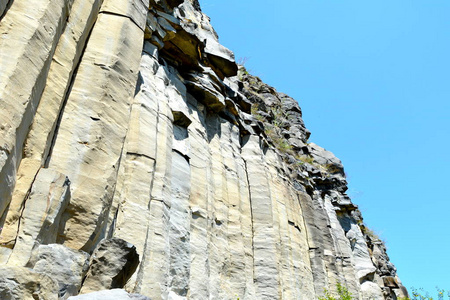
[241,135,280,300]
[114,42,194,299]
[135,62,174,298]
[185,95,214,300]
[299,191,341,295]
[265,150,291,299]
[217,120,256,299]
[0,0,103,255]
[7,169,70,266]
[46,0,146,252]
[205,115,231,300]
[185,108,256,300]
[166,52,193,300]
[335,207,381,297]
[108,44,160,292]
[264,148,315,299]
[185,98,256,300]
[168,138,191,297]
[0,0,74,224]
[323,196,362,296]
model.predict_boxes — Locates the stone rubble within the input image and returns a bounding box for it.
[0,0,408,299]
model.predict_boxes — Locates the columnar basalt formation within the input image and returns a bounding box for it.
[0,0,408,299]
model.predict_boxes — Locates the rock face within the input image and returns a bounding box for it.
[0,0,407,299]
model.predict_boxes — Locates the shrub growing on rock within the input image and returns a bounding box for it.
[319,282,352,300]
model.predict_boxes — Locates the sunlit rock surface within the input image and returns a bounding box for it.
[0,0,408,299]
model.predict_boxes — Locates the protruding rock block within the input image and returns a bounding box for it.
[383,276,400,288]
[80,238,139,294]
[204,39,238,78]
[361,281,384,300]
[185,71,226,112]
[100,0,150,31]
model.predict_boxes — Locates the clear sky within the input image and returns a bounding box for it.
[202,0,450,296]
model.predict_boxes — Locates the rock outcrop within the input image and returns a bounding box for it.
[0,0,407,299]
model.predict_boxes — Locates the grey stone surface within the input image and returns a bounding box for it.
[0,1,407,299]
[26,244,90,299]
[6,168,70,266]
[361,281,384,300]
[80,238,139,294]
[0,266,59,300]
[68,289,151,300]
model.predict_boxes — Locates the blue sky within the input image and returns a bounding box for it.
[202,0,450,296]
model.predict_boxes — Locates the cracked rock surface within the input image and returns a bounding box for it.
[0,0,408,299]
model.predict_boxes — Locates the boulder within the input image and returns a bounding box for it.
[361,281,384,300]
[0,266,59,300]
[80,238,139,294]
[26,244,90,299]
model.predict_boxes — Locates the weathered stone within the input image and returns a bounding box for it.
[393,280,410,299]
[26,244,89,299]
[0,266,59,300]
[338,213,377,281]
[46,10,144,252]
[361,281,384,300]
[309,143,345,174]
[100,0,149,31]
[185,70,226,111]
[383,276,399,288]
[0,1,9,17]
[175,2,237,78]
[108,50,161,293]
[204,39,238,78]
[68,289,151,300]
[0,0,103,255]
[0,1,408,299]
[241,135,280,299]
[0,0,74,225]
[6,168,70,266]
[324,197,362,296]
[80,238,139,294]
[156,10,181,26]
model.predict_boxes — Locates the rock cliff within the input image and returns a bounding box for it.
[0,0,408,299]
